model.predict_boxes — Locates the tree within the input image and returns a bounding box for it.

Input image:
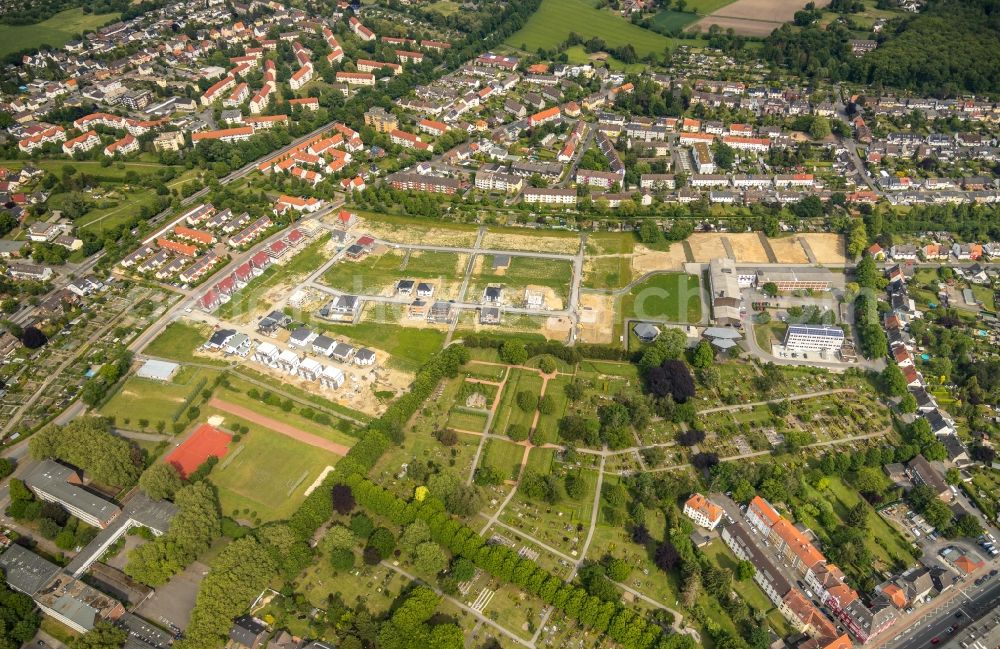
[21,326,47,349]
[507,423,529,442]
[809,116,832,139]
[499,340,528,365]
[367,527,395,561]
[350,512,374,540]
[879,363,908,397]
[414,541,447,575]
[605,556,631,582]
[538,356,557,374]
[953,514,982,538]
[761,282,779,297]
[452,557,475,582]
[538,394,556,415]
[516,391,538,412]
[736,560,755,581]
[330,547,355,571]
[70,622,127,649]
[691,341,714,368]
[646,360,696,403]
[139,463,182,501]
[332,484,356,515]
[29,418,140,487]
[400,520,432,554]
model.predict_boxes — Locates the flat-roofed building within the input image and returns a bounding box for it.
[756,269,834,292]
[708,257,741,326]
[782,325,844,354]
[23,459,121,528]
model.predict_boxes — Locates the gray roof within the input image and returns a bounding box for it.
[135,359,179,381]
[313,334,336,350]
[289,327,312,342]
[118,612,173,649]
[52,592,100,631]
[0,544,60,595]
[633,323,660,340]
[23,460,121,525]
[355,348,375,361]
[332,342,354,357]
[703,326,742,340]
[230,616,268,647]
[711,338,737,350]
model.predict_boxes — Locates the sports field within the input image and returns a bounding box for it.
[620,273,702,323]
[0,8,120,58]
[100,366,219,430]
[165,424,231,478]
[211,424,340,522]
[505,0,679,57]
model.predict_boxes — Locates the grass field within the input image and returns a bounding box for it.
[491,369,544,437]
[427,0,460,14]
[469,255,574,305]
[652,9,702,30]
[144,321,227,366]
[506,0,681,57]
[685,0,740,12]
[0,8,120,57]
[100,367,218,431]
[323,249,464,295]
[446,408,488,432]
[211,422,340,523]
[620,273,702,322]
[482,438,525,481]
[308,320,444,373]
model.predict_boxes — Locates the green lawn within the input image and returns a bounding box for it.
[446,408,489,432]
[469,255,575,304]
[482,438,525,481]
[210,420,341,523]
[323,249,464,294]
[100,367,218,431]
[144,321,227,366]
[308,320,444,373]
[427,0,460,14]
[491,368,544,437]
[525,447,555,475]
[506,0,684,56]
[620,273,702,322]
[584,256,633,290]
[0,8,120,57]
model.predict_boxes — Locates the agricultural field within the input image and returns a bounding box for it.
[691,0,815,36]
[620,273,702,323]
[651,9,701,31]
[505,0,681,57]
[0,8,120,57]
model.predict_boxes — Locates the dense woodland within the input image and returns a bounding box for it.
[764,0,1000,97]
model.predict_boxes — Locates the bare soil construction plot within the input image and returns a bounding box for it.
[768,236,810,264]
[632,244,688,275]
[687,233,729,262]
[578,293,615,344]
[481,230,579,254]
[798,233,847,265]
[354,215,479,247]
[726,233,771,263]
[692,0,812,35]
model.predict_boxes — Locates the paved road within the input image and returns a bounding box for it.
[879,576,1000,649]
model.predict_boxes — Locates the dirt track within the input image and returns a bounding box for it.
[208,398,350,456]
